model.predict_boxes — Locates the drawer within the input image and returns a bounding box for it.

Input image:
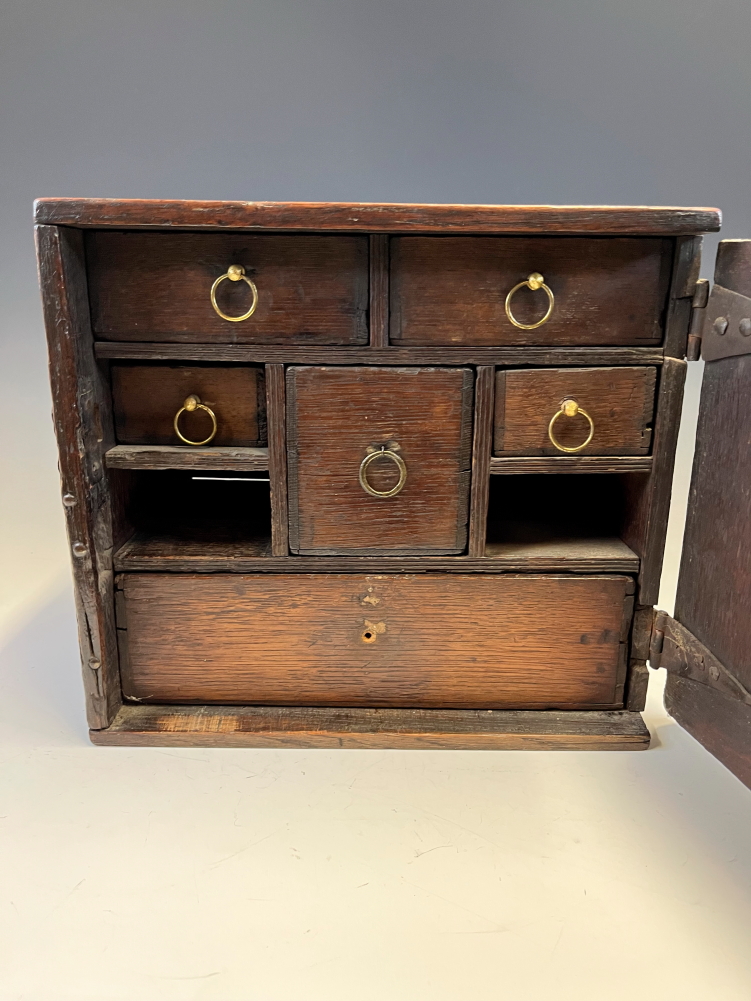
[390,236,673,346]
[111,364,266,446]
[86,232,368,344]
[494,367,656,456]
[117,573,632,708]
[286,366,473,554]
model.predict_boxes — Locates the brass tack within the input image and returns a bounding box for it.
[72,542,88,557]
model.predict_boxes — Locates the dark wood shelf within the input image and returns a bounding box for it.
[490,455,652,475]
[95,342,664,368]
[105,444,269,471]
[114,532,638,573]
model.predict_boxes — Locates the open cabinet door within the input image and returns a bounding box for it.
[653,240,751,788]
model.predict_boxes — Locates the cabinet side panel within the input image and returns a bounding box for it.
[35,224,121,728]
[620,357,686,604]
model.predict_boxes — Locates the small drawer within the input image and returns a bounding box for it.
[494,367,656,456]
[86,232,368,344]
[286,366,473,555]
[111,364,266,446]
[118,573,632,708]
[390,236,673,346]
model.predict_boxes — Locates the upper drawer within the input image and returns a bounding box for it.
[494,367,656,456]
[112,363,266,446]
[390,236,673,346]
[86,232,369,344]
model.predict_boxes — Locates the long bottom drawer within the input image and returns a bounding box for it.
[117,573,633,709]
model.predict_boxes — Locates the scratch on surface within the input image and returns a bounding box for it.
[412,844,453,859]
[210,830,278,868]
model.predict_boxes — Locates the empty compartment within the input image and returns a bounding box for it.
[113,469,272,562]
[485,474,638,568]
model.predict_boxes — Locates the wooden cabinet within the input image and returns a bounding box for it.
[35,198,751,783]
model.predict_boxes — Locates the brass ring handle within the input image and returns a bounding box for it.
[358,446,408,498]
[504,272,555,330]
[547,399,594,454]
[210,264,259,322]
[173,395,218,446]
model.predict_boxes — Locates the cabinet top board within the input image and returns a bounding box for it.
[34,199,721,235]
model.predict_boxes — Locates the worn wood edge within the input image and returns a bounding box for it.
[664,236,704,359]
[635,358,687,604]
[104,445,269,471]
[664,676,751,789]
[655,611,751,707]
[490,456,653,475]
[94,343,665,367]
[113,549,640,573]
[36,225,122,728]
[34,199,721,234]
[468,367,495,556]
[369,234,389,347]
[266,364,289,556]
[89,704,651,749]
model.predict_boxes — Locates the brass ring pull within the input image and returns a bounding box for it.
[210,264,259,322]
[504,272,555,330]
[547,399,594,454]
[359,446,407,498]
[173,395,218,446]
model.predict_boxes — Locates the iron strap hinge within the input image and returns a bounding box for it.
[686,279,710,361]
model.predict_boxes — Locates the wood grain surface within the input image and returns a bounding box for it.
[94,341,664,367]
[91,704,651,749]
[35,197,721,235]
[117,573,633,708]
[494,367,656,456]
[390,237,673,346]
[35,225,122,729]
[104,445,269,471]
[111,364,265,446]
[468,367,495,556]
[490,456,652,475]
[620,358,686,604]
[675,357,751,693]
[86,231,368,343]
[265,364,290,556]
[287,366,473,554]
[113,539,639,574]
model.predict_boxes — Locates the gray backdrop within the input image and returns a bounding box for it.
[2,0,751,623]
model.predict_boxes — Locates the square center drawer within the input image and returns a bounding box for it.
[87,231,368,344]
[111,363,266,446]
[494,367,656,456]
[286,366,474,554]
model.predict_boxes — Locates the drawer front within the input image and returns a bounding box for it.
[118,573,632,708]
[87,232,369,344]
[287,366,473,554]
[112,364,266,446]
[494,367,656,456]
[390,236,673,346]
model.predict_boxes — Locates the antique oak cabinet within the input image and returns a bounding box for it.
[34,199,751,786]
